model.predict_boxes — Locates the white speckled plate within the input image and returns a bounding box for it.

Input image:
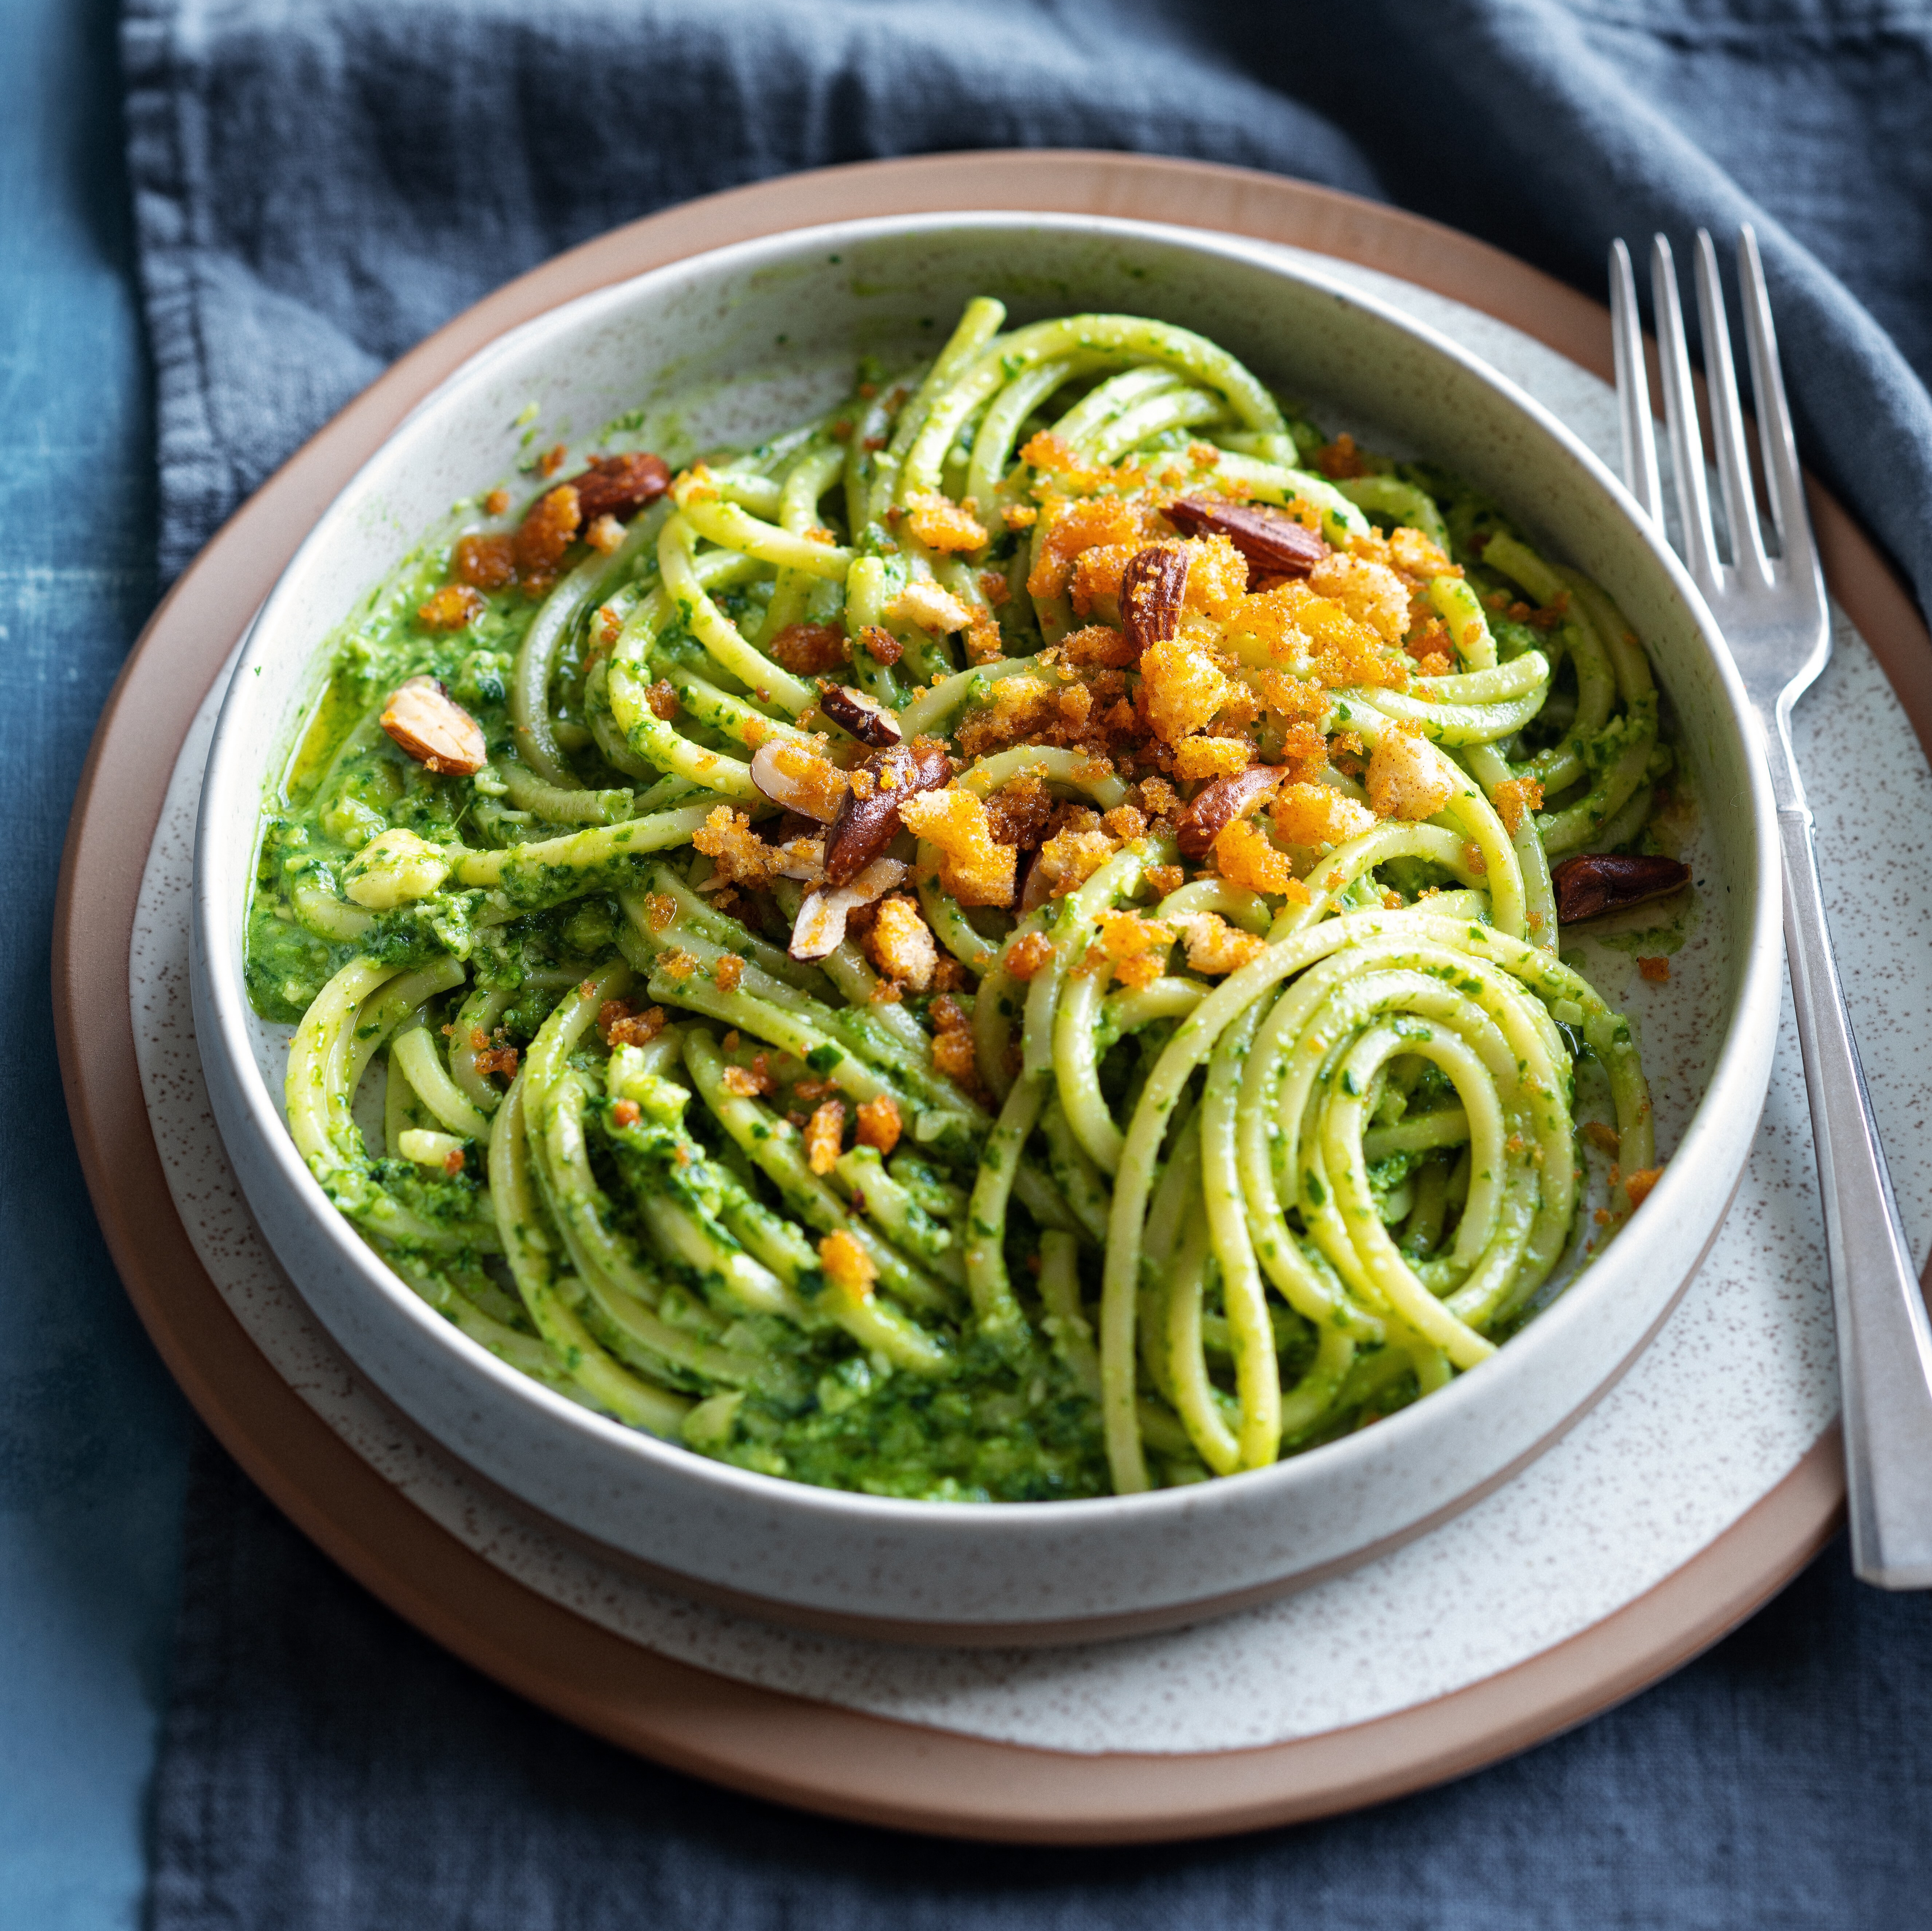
[131,236,1928,1755]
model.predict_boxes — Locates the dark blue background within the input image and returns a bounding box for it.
[5,1,1930,1923]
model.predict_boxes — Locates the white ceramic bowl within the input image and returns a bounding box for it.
[192,213,1780,1644]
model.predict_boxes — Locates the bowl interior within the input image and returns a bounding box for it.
[195,211,1777,1554]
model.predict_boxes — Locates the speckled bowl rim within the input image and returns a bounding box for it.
[188,206,1779,1564]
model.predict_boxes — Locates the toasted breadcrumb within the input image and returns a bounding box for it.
[694,807,783,886]
[1173,736,1252,781]
[1624,1164,1664,1207]
[855,1093,903,1156]
[1271,782,1376,850]
[601,1003,668,1050]
[584,513,626,555]
[483,487,511,517]
[713,955,745,992]
[1003,929,1055,980]
[1637,956,1670,983]
[417,584,485,631]
[1583,1121,1622,1155]
[453,532,516,590]
[1144,863,1184,898]
[767,622,848,675]
[907,493,989,553]
[898,787,1017,907]
[932,1030,978,1082]
[805,1098,847,1175]
[1492,776,1545,834]
[1097,910,1173,989]
[642,892,677,933]
[1140,632,1231,744]
[888,580,972,634]
[610,1099,641,1129]
[1181,912,1269,975]
[1367,728,1456,821]
[1212,819,1305,897]
[865,895,939,991]
[817,1227,877,1300]
[514,483,582,582]
[1308,553,1411,644]
[658,949,702,983]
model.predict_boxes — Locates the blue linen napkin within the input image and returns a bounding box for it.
[121,0,1932,1920]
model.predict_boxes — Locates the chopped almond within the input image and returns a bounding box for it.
[380,677,487,776]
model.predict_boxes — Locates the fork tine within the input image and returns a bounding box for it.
[1692,230,1772,585]
[1610,240,1664,526]
[1737,225,1821,588]
[1650,235,1723,592]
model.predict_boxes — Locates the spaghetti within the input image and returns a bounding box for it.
[248,299,1678,1500]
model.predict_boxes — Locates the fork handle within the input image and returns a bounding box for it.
[1778,791,1932,1585]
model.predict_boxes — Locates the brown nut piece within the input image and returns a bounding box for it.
[1551,853,1692,923]
[1119,545,1190,656]
[570,452,671,524]
[381,676,487,776]
[1176,764,1288,858]
[822,737,952,887]
[767,621,849,675]
[1164,497,1329,578]
[819,684,903,747]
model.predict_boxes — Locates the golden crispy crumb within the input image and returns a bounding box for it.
[888,580,972,634]
[1004,929,1055,980]
[1387,526,1453,577]
[1637,955,1670,983]
[865,895,939,991]
[538,443,567,478]
[417,584,485,631]
[1034,815,1115,898]
[1140,632,1230,744]
[454,532,517,590]
[1144,863,1184,897]
[1367,728,1456,821]
[643,892,677,933]
[1212,818,1305,896]
[658,949,701,983]
[817,1227,876,1300]
[805,1098,847,1175]
[1492,776,1545,834]
[1003,504,1038,530]
[907,493,989,553]
[1583,1121,1621,1155]
[610,1098,640,1129]
[713,955,745,992]
[1097,910,1173,989]
[602,1002,668,1049]
[693,806,782,886]
[721,1065,766,1097]
[1270,781,1376,850]
[898,787,1017,906]
[1173,736,1252,781]
[584,512,626,555]
[484,487,511,517]
[1309,553,1411,643]
[1624,1164,1664,1207]
[1181,912,1269,974]
[514,483,582,581]
[767,622,848,675]
[855,1093,902,1156]
[1314,433,1369,479]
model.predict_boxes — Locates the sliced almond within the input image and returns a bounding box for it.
[819,684,903,747]
[750,738,848,822]
[1175,764,1288,858]
[789,857,910,961]
[381,677,487,776]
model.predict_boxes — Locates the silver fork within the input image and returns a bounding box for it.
[1611,228,1932,1586]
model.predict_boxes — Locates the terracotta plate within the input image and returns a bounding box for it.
[57,151,1932,1842]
